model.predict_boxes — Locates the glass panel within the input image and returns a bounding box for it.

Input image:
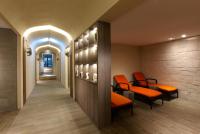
[43,54,53,67]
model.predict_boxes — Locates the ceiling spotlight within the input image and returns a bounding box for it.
[168,37,174,41]
[181,34,187,38]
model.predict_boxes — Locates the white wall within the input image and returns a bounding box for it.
[60,45,69,89]
[111,44,141,82]
[26,45,36,99]
[65,55,69,89]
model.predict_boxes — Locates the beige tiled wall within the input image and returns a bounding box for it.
[141,36,200,102]
[0,28,17,111]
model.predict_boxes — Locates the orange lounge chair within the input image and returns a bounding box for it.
[111,92,133,116]
[133,72,178,99]
[113,75,163,109]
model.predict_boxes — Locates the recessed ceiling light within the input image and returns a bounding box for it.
[181,34,187,38]
[168,37,175,41]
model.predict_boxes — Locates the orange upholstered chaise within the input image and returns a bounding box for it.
[111,92,133,115]
[133,72,178,98]
[113,75,163,109]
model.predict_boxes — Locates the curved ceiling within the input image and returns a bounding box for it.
[29,37,66,51]
[24,25,72,42]
[0,15,10,28]
[0,0,118,38]
[27,30,68,48]
[36,44,61,54]
[104,0,200,46]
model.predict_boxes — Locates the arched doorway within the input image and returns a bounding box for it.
[22,25,73,105]
[35,45,61,81]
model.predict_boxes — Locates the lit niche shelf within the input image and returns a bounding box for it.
[75,27,98,83]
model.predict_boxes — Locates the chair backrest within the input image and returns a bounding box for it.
[133,72,147,87]
[113,75,129,84]
[113,75,130,90]
[133,72,146,81]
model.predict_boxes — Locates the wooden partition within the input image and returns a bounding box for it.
[74,21,111,128]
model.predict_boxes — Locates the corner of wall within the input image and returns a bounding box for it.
[17,34,23,110]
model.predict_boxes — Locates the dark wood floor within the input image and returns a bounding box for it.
[1,81,200,134]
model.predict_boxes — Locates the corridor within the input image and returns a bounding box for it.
[0,81,99,134]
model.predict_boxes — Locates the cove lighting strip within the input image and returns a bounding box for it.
[23,25,73,41]
[35,44,61,53]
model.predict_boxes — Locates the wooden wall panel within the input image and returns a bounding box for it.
[75,21,111,128]
[97,22,111,127]
[75,78,98,125]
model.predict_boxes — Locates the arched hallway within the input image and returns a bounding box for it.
[0,80,99,134]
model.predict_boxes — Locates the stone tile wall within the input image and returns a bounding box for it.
[141,36,200,103]
[0,28,17,111]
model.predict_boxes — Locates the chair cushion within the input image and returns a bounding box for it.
[149,84,177,92]
[131,86,162,98]
[111,92,132,108]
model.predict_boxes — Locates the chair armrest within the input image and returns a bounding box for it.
[116,82,131,90]
[146,78,157,84]
[128,81,135,84]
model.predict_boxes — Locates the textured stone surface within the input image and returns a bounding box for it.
[141,36,200,103]
[0,28,17,111]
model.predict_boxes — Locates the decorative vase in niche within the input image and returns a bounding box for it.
[86,72,89,80]
[76,70,79,77]
[93,73,97,83]
[80,72,84,79]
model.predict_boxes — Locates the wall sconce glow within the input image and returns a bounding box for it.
[23,25,73,41]
[66,47,70,53]
[181,34,187,38]
[65,46,71,56]
[35,44,61,53]
[26,47,32,56]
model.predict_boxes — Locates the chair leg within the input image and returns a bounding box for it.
[177,90,179,98]
[149,100,153,109]
[111,110,114,122]
[162,97,164,105]
[130,104,133,115]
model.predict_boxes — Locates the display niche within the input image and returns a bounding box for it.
[74,21,111,128]
[75,27,98,83]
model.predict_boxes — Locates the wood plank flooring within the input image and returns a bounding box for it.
[1,81,200,134]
